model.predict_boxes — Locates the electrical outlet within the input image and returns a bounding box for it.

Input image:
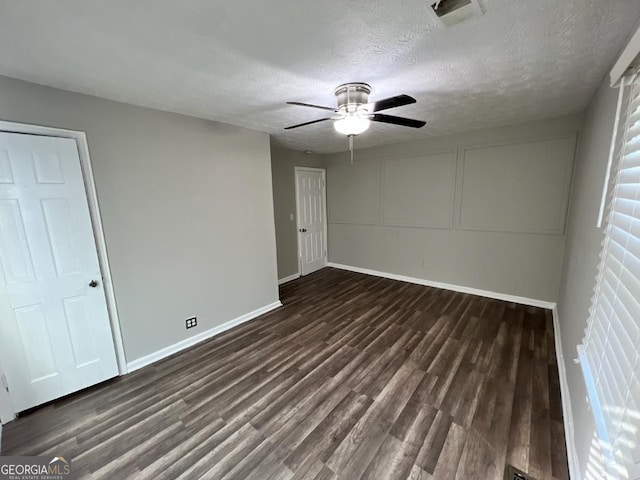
[186,317,197,329]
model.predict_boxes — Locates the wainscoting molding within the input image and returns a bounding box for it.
[457,135,576,235]
[381,151,457,229]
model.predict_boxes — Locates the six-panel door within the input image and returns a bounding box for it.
[0,132,118,413]
[296,168,327,276]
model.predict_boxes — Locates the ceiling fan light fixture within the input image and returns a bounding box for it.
[284,82,425,133]
[333,115,370,136]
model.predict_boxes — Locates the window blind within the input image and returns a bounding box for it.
[580,75,640,480]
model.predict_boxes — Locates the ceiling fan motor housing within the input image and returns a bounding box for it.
[334,83,371,113]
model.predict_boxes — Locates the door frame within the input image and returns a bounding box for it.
[0,121,127,423]
[294,166,328,276]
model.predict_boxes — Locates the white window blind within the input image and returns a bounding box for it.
[580,75,640,480]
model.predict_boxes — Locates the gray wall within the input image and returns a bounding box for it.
[0,75,279,363]
[270,147,325,279]
[325,115,583,302]
[557,78,618,477]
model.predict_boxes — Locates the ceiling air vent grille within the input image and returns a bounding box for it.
[427,0,483,27]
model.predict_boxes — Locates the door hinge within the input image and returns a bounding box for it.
[1,373,8,393]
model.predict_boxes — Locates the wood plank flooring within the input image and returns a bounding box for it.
[1,268,569,480]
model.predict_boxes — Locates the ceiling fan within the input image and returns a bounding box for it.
[284,82,426,135]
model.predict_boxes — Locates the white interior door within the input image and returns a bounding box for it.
[0,132,118,413]
[296,168,327,276]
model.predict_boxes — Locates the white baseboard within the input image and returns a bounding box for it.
[327,263,556,309]
[126,301,283,373]
[552,307,580,479]
[278,273,300,285]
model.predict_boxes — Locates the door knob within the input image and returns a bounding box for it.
[299,228,307,233]
[88,280,99,288]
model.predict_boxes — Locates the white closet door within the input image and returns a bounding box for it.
[0,132,118,413]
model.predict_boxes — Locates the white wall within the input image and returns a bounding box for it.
[557,77,619,477]
[324,115,583,302]
[0,75,279,363]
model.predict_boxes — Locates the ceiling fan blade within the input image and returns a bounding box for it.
[367,94,416,112]
[284,117,332,130]
[370,114,426,128]
[286,101,337,112]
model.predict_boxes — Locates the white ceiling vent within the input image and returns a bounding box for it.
[427,0,483,27]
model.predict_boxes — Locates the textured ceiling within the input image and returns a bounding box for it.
[0,1,639,153]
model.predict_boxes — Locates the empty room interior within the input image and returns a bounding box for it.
[1,1,640,479]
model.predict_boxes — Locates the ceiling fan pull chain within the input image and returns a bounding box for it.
[349,135,354,164]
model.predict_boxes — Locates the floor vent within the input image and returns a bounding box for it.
[505,465,536,480]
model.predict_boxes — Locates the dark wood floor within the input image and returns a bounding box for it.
[1,268,569,480]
